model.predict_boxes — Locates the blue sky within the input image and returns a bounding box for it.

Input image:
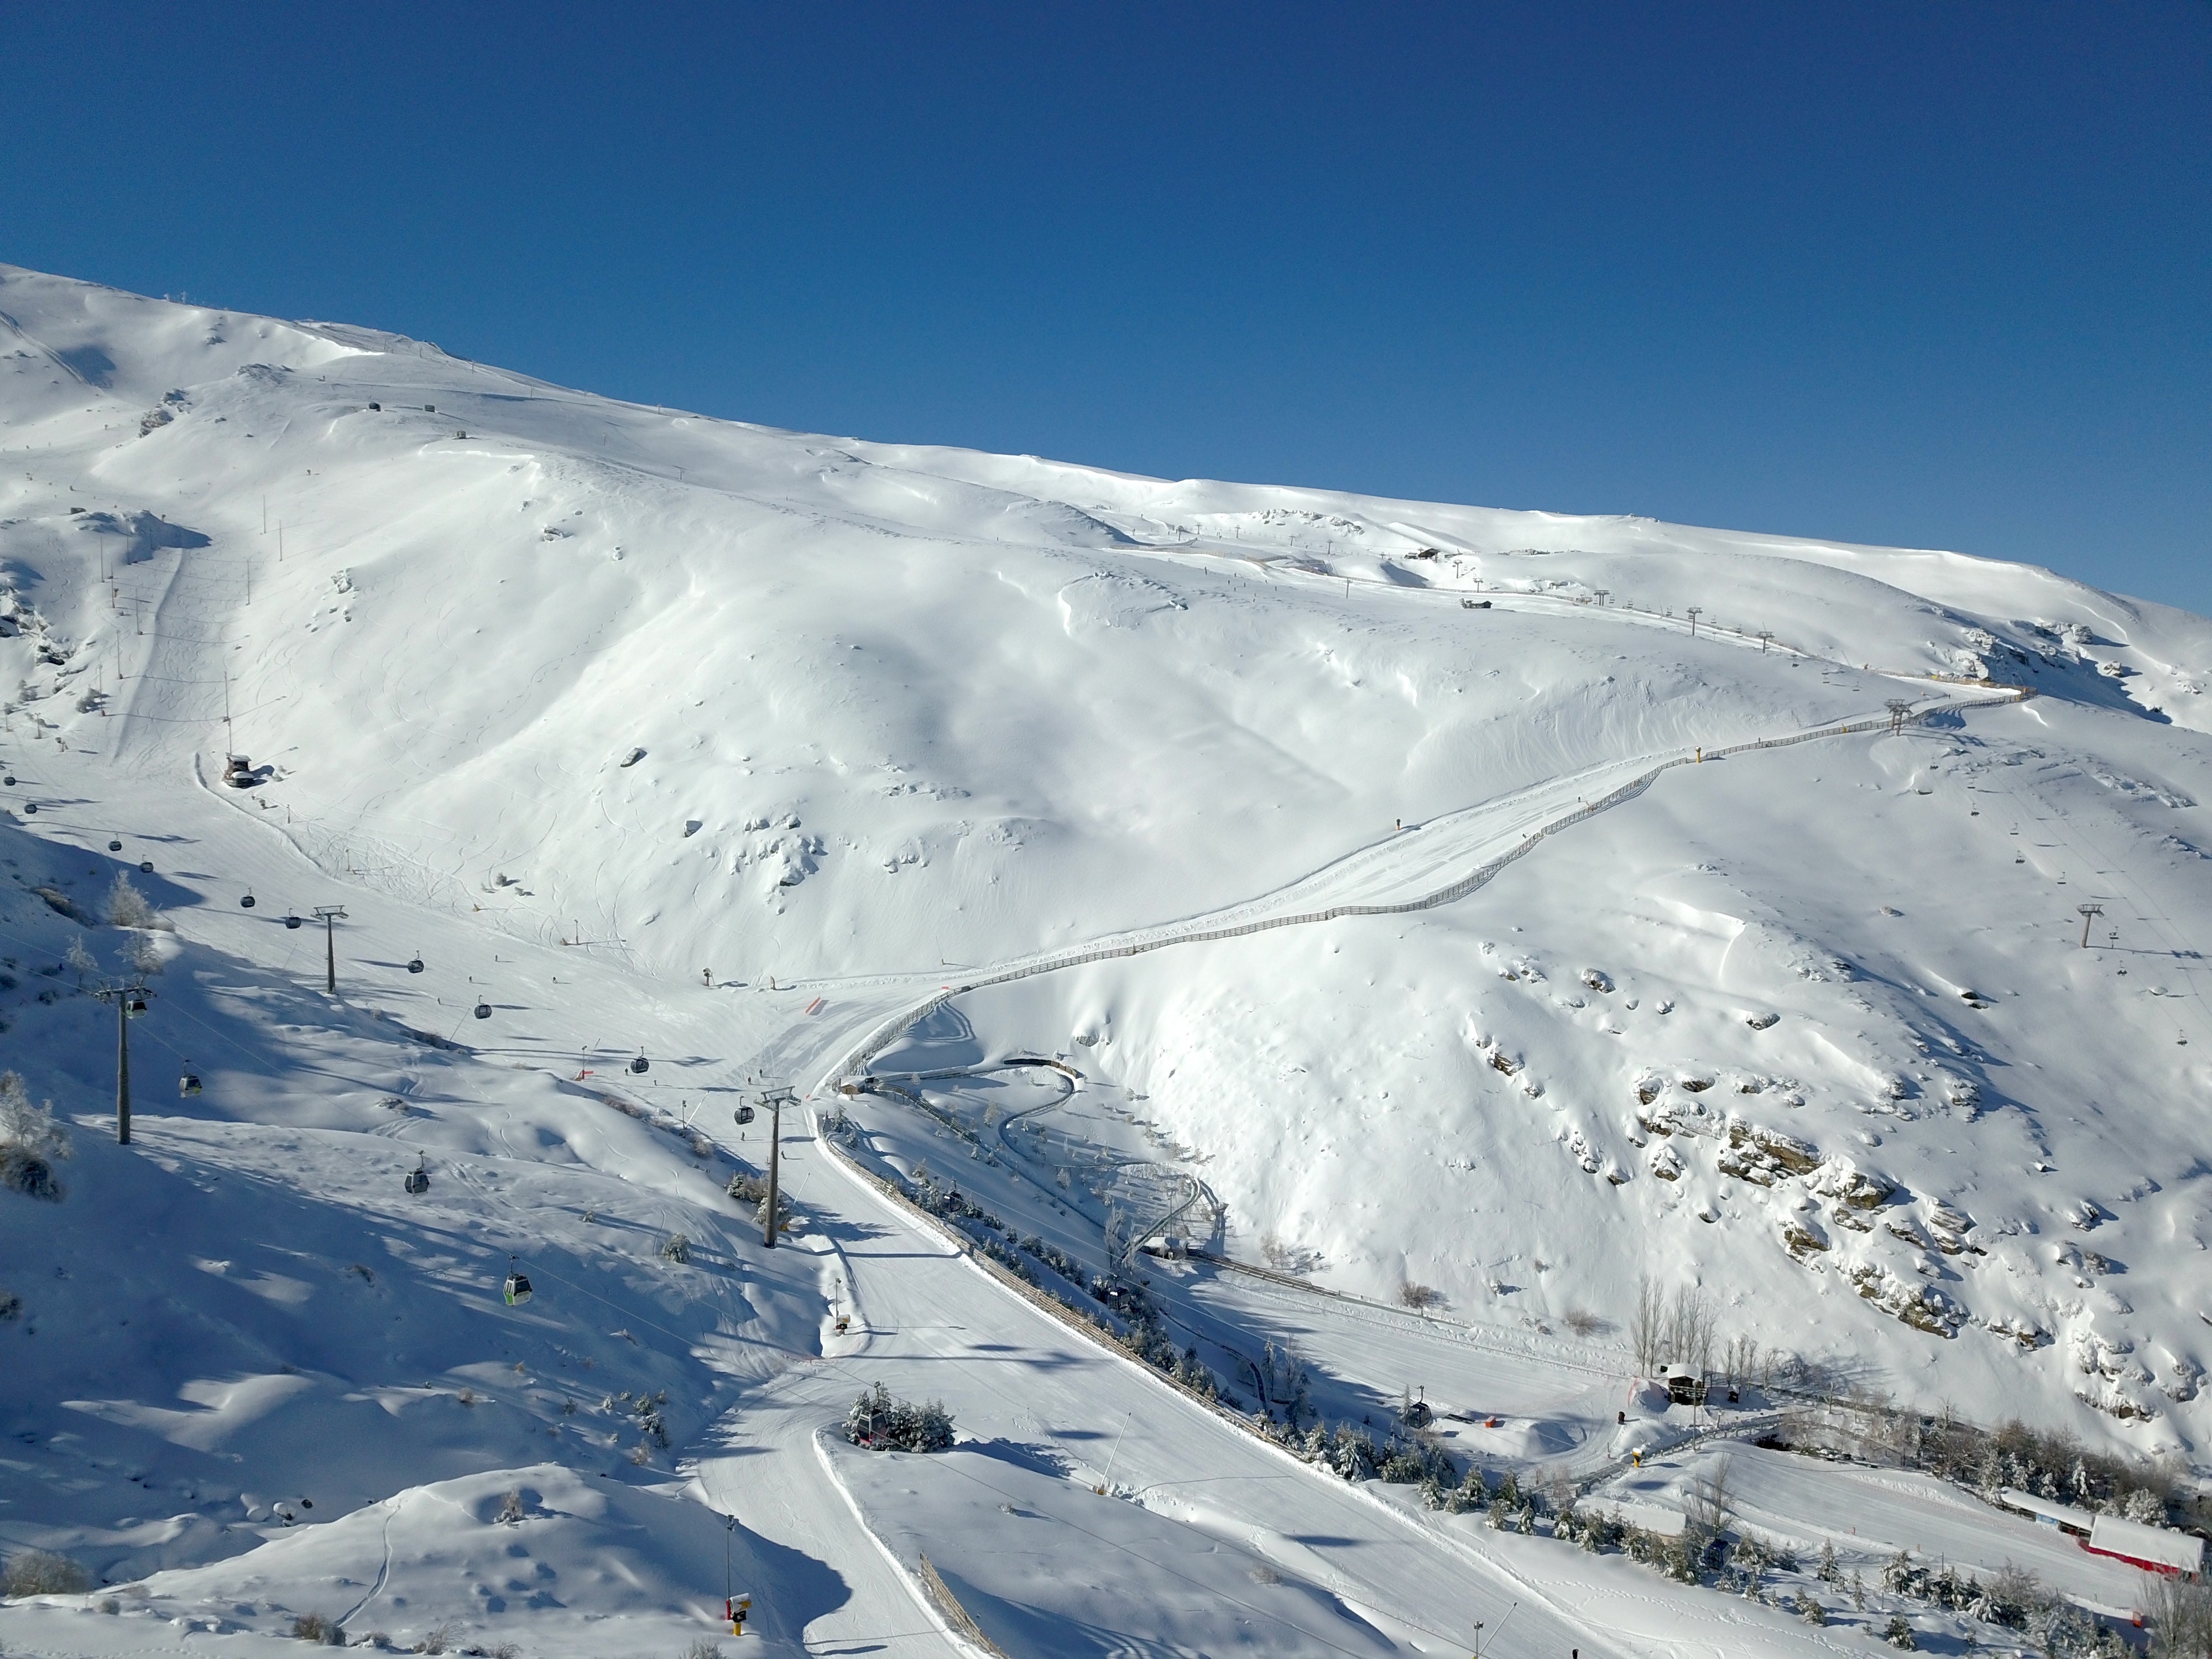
[7,3,2207,611]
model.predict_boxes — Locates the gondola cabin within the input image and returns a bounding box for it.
[502,1268,533,1306]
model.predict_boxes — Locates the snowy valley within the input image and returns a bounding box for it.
[2,263,2210,1658]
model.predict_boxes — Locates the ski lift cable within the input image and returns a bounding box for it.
[417,1129,786,1358]
[492,1250,821,1365]
[1992,776,2212,1042]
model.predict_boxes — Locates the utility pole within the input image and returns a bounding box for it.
[2077,902,2103,948]
[93,984,150,1143]
[757,1085,797,1248]
[316,905,347,992]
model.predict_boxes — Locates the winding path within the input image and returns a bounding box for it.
[825,689,2025,1093]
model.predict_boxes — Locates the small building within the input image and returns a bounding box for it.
[2085,1513,2204,1578]
[1662,1365,1707,1406]
[1998,1488,2095,1536]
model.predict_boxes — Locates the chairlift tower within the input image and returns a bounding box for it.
[2077,902,2104,948]
[755,1084,798,1249]
[1686,606,1702,637]
[315,906,347,993]
[92,983,151,1144]
[1886,699,1914,735]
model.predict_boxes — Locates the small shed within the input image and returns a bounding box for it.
[2085,1513,2204,1577]
[1998,1488,2095,1536]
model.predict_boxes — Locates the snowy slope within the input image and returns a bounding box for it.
[3,263,2210,1655]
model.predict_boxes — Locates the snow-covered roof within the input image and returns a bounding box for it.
[2086,1514,2206,1575]
[1998,1488,2097,1532]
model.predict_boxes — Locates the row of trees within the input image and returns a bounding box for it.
[1628,1277,1791,1389]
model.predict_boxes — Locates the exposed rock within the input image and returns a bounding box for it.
[1809,1155,1894,1209]
[1718,1119,1820,1186]
[1782,1214,1830,1258]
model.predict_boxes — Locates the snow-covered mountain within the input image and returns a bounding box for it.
[3,263,2209,1656]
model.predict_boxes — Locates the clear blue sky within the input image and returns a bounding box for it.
[7,3,2208,612]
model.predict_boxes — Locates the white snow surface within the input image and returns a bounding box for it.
[2,263,2209,1656]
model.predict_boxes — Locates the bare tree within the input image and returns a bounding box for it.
[1630,1275,1666,1373]
[1686,1456,1734,1544]
[106,871,156,928]
[1721,1332,1764,1391]
[2148,1571,2212,1658]
[1668,1285,1717,1376]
